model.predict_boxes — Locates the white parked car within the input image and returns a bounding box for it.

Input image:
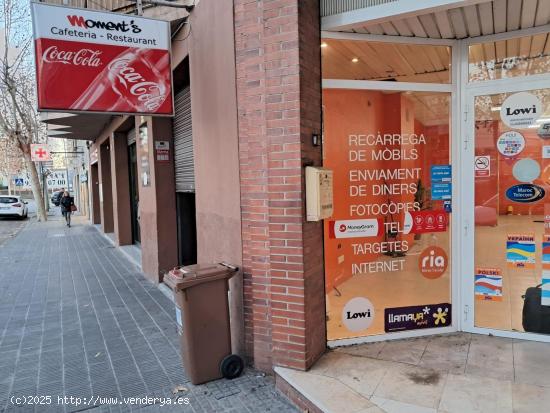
[0,195,28,219]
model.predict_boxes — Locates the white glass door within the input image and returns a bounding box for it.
[463,81,550,342]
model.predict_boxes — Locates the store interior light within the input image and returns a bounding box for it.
[491,106,501,112]
[352,57,359,63]
[321,42,328,48]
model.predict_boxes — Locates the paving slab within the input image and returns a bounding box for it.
[0,218,296,413]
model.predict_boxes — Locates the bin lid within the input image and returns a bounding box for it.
[165,263,238,291]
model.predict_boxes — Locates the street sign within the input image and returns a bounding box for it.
[31,144,51,162]
[47,170,68,190]
[13,176,31,189]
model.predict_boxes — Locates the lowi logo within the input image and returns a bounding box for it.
[342,297,374,332]
[500,92,542,128]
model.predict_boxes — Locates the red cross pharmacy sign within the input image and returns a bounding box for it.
[31,144,51,162]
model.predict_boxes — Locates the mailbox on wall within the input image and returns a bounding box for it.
[306,166,333,221]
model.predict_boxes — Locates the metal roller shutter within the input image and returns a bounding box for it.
[173,86,195,192]
[127,128,136,145]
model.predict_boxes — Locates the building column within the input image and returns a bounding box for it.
[110,132,133,246]
[99,141,114,233]
[90,162,100,225]
[136,117,178,282]
[234,0,325,371]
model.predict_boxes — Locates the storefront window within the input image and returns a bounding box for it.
[322,39,451,83]
[323,89,452,340]
[474,88,550,334]
[469,34,550,82]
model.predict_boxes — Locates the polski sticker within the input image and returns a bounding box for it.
[500,92,542,128]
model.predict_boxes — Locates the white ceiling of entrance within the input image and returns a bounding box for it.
[322,39,451,82]
[339,0,550,39]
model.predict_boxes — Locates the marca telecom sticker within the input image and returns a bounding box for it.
[500,92,542,128]
[505,184,545,203]
[384,303,451,332]
[328,219,383,239]
[475,268,502,301]
[418,246,448,279]
[342,297,374,332]
[507,234,535,269]
[496,131,525,157]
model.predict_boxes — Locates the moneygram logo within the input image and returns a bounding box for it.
[419,246,448,279]
[67,15,142,33]
[42,46,102,67]
[339,224,347,232]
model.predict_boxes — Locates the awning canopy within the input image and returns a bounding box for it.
[322,0,550,39]
[41,112,116,141]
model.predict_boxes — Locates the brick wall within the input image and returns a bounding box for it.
[234,0,325,371]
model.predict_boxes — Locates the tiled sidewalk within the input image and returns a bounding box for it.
[0,219,296,413]
[277,333,550,413]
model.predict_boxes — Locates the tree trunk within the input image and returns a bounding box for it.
[21,145,47,222]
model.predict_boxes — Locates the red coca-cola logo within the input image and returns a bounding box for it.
[43,46,102,67]
[107,58,166,111]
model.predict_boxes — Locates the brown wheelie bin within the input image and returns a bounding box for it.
[164,263,244,385]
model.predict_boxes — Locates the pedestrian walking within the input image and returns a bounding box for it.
[59,191,75,227]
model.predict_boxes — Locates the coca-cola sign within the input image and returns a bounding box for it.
[31,2,173,116]
[107,58,166,111]
[43,46,103,67]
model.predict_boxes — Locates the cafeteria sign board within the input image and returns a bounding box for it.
[31,2,173,115]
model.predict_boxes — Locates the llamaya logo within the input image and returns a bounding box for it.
[385,303,451,332]
[342,297,374,332]
[67,15,142,33]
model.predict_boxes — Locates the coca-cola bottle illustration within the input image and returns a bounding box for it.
[70,47,171,114]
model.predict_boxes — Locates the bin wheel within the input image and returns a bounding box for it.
[220,354,244,379]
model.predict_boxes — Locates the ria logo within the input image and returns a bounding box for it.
[67,15,142,33]
[339,224,347,232]
[419,246,448,279]
[342,297,374,332]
